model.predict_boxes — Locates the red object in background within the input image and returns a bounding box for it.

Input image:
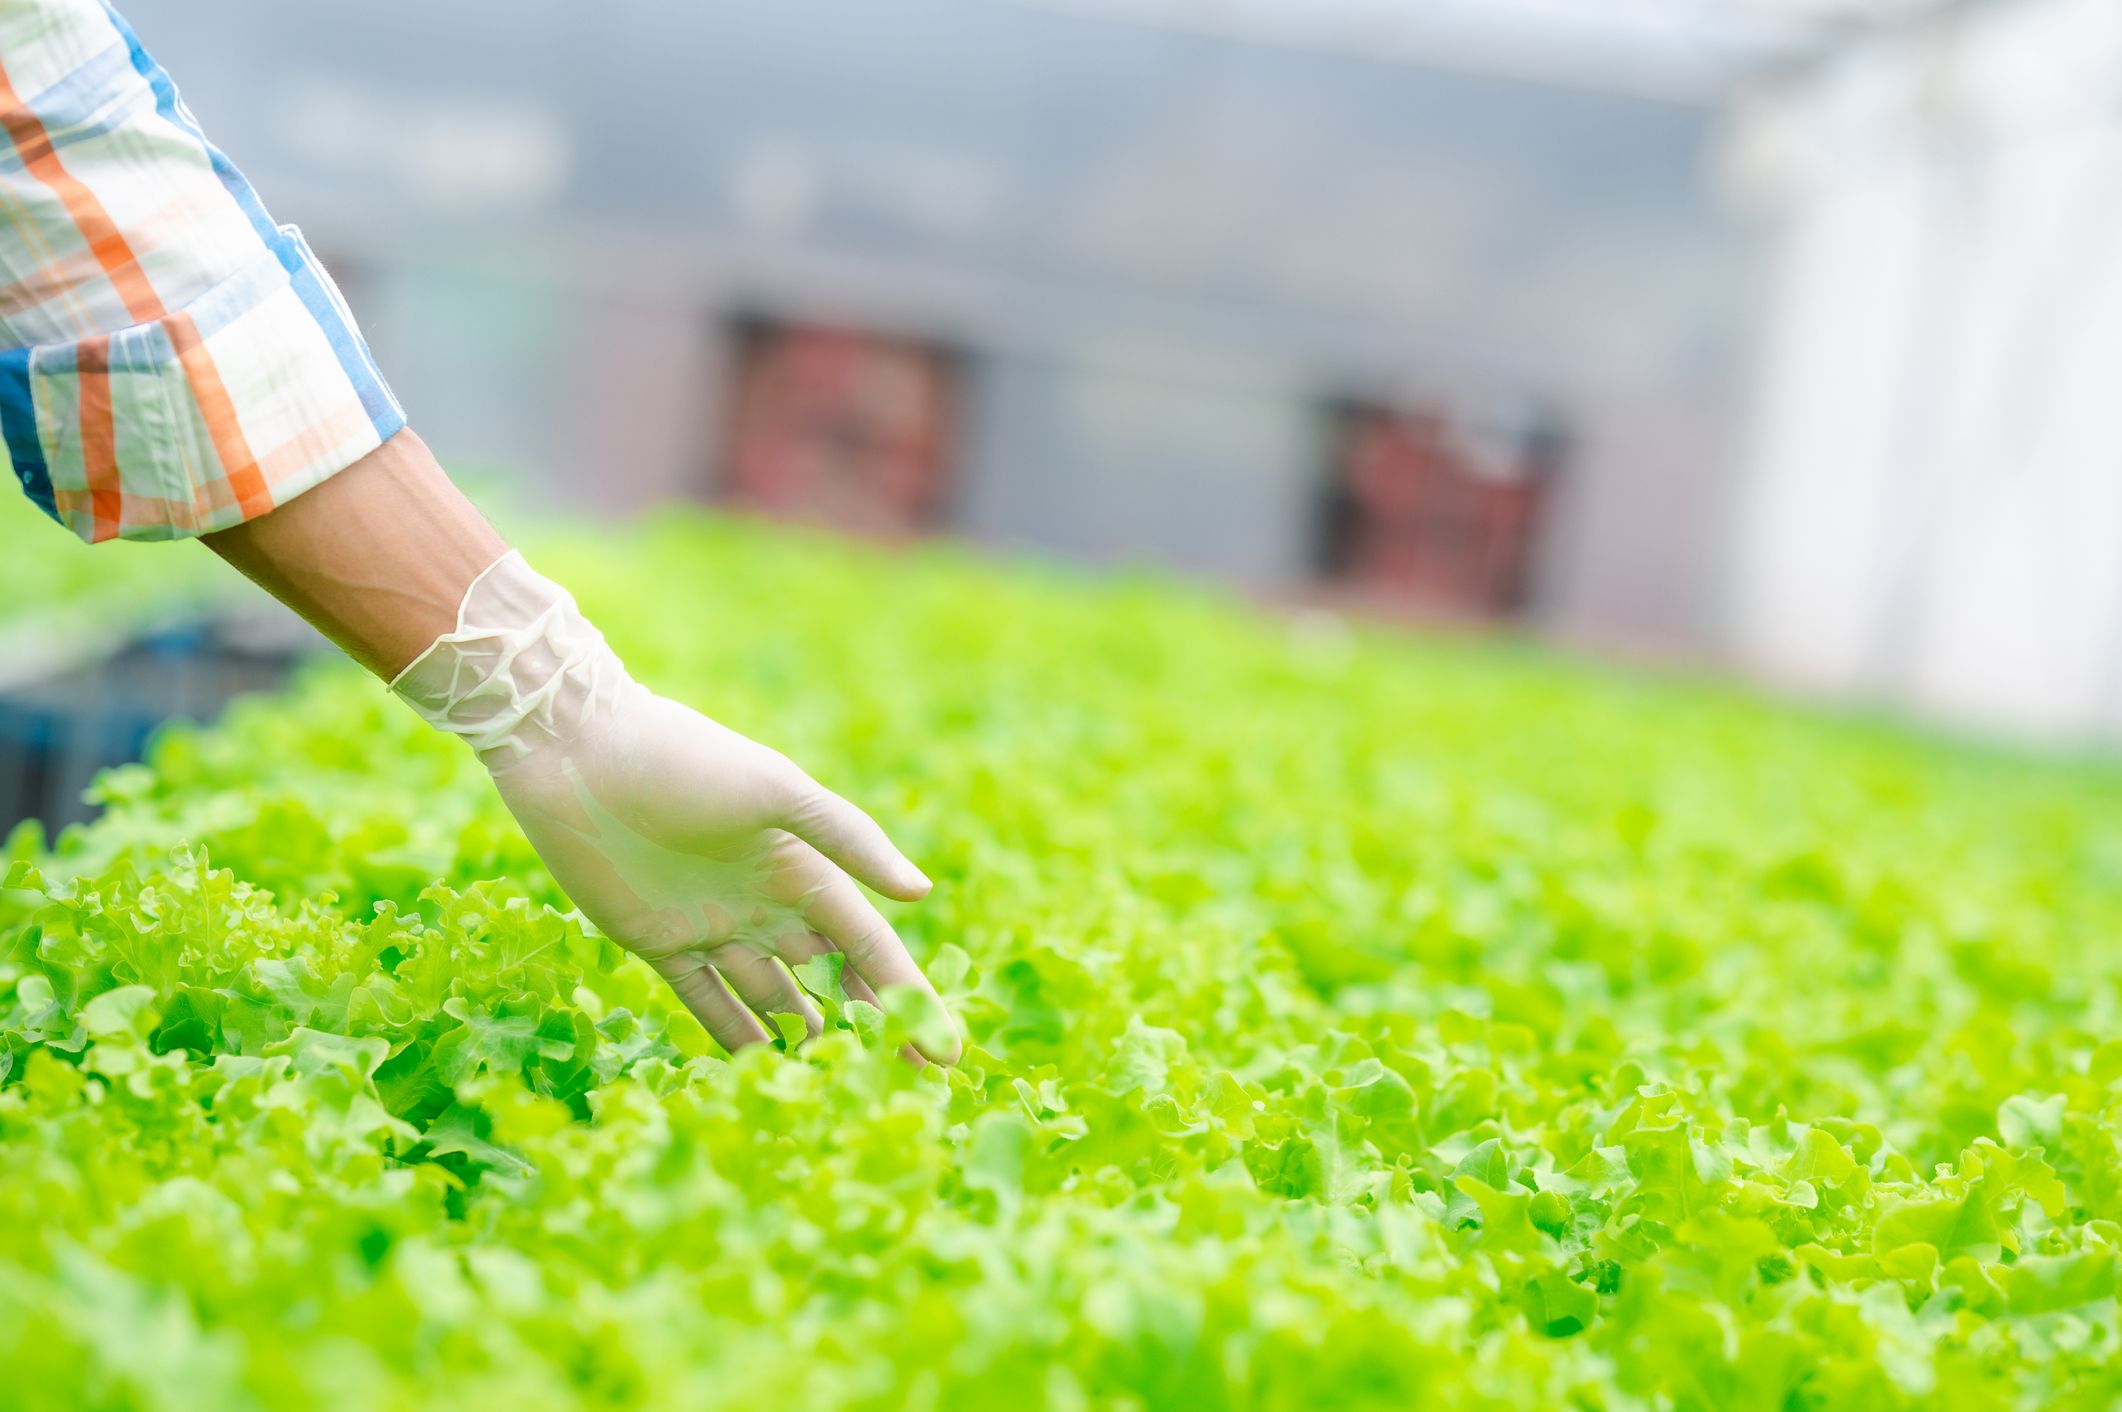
[720,321,959,538]
[1318,403,1561,618]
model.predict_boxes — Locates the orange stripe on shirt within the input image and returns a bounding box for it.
[0,184,222,323]
[75,335,122,541]
[0,56,165,326]
[167,311,271,516]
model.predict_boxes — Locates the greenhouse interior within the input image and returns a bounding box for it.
[6,0,2122,1407]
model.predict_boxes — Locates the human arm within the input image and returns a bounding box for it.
[203,429,958,1061]
[197,428,504,677]
[0,0,955,1060]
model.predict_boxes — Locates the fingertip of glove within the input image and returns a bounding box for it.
[902,1034,962,1068]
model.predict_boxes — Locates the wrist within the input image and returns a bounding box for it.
[390,550,633,768]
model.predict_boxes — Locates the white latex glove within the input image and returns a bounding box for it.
[391,550,957,1062]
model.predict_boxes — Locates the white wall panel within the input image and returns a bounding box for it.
[1723,0,2122,741]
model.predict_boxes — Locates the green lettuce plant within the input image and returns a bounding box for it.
[5,513,2122,1409]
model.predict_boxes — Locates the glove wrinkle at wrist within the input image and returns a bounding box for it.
[383,546,957,1061]
[390,549,627,766]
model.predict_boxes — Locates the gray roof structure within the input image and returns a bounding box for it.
[120,0,1757,648]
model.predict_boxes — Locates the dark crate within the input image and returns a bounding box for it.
[0,615,318,834]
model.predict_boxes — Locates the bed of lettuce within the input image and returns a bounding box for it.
[6,511,2122,1410]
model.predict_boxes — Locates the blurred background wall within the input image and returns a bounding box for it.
[102,0,2122,743]
[1724,0,2122,740]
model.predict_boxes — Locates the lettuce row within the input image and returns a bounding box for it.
[5,515,2122,1409]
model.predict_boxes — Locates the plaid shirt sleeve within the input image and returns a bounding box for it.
[0,0,404,543]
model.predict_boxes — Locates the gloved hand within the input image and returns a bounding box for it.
[391,550,957,1062]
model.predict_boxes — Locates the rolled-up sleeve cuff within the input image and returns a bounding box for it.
[0,224,406,544]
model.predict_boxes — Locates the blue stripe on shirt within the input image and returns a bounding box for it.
[103,2,402,442]
[104,3,276,246]
[0,46,141,175]
[0,349,56,521]
[277,232,403,439]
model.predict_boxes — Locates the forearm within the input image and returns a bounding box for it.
[11,2,949,1063]
[200,429,507,678]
